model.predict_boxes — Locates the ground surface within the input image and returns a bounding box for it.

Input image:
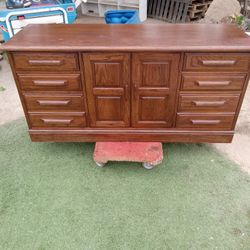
[0,119,250,250]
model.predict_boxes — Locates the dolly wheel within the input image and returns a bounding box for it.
[142,162,154,170]
[95,161,106,168]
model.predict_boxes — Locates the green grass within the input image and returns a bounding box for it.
[0,119,250,250]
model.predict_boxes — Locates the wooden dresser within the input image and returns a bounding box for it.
[2,24,250,143]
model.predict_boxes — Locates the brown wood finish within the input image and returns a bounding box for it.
[184,53,250,71]
[132,53,180,127]
[23,93,85,112]
[178,94,240,113]
[29,129,234,143]
[181,73,247,91]
[13,52,79,71]
[2,24,250,52]
[176,114,235,130]
[83,53,130,128]
[17,74,82,91]
[28,112,86,128]
[2,24,250,143]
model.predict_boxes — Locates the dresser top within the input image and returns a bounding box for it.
[3,23,250,52]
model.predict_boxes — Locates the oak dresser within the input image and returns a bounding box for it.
[2,24,250,143]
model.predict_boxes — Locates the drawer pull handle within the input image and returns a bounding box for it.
[200,60,236,66]
[41,118,72,125]
[196,81,231,87]
[28,59,64,66]
[33,80,67,86]
[193,101,226,107]
[37,100,71,106]
[191,119,221,125]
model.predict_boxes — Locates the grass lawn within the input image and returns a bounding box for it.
[0,119,250,250]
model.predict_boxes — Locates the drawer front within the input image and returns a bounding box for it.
[13,52,79,71]
[176,114,234,130]
[184,53,250,71]
[29,112,86,128]
[181,73,246,91]
[23,94,85,112]
[18,74,82,91]
[178,94,240,113]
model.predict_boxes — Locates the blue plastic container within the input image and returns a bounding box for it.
[104,10,140,24]
[0,0,77,42]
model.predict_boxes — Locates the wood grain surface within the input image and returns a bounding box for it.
[4,24,250,142]
[2,24,250,52]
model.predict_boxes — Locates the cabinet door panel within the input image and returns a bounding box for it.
[83,53,130,127]
[132,53,180,128]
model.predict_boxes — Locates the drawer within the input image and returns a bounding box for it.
[13,52,79,71]
[23,94,85,112]
[18,74,82,91]
[176,114,234,130]
[184,53,250,71]
[178,94,240,113]
[181,73,246,91]
[29,112,86,128]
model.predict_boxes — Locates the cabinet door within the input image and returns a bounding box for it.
[83,53,130,127]
[132,53,180,128]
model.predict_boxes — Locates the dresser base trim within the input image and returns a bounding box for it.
[29,129,234,143]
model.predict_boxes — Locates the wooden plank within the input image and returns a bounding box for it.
[189,3,207,11]
[187,0,210,20]
[191,0,207,3]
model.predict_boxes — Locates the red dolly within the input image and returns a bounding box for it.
[93,142,163,170]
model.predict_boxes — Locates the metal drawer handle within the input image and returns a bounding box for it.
[195,81,231,87]
[192,101,226,107]
[37,100,71,106]
[28,59,64,66]
[33,80,67,86]
[200,60,236,66]
[41,118,73,125]
[191,120,221,125]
